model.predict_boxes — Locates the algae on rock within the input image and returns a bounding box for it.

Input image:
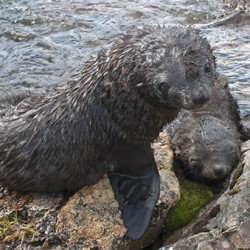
[165,162,214,232]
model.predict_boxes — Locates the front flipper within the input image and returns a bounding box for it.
[108,144,160,240]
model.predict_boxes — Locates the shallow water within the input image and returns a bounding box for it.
[0,0,249,117]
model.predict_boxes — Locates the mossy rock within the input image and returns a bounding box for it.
[165,161,214,232]
[0,211,38,243]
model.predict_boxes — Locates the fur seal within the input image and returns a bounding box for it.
[167,73,242,183]
[0,26,216,239]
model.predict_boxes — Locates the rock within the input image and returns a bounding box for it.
[195,0,250,29]
[0,190,64,249]
[164,173,214,233]
[224,0,250,12]
[56,132,180,249]
[161,139,250,250]
[55,176,126,249]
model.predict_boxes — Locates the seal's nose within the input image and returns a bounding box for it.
[192,89,208,105]
[213,164,226,177]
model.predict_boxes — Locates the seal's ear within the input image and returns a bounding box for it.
[108,144,160,240]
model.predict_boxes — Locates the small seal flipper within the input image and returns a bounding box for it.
[108,144,160,240]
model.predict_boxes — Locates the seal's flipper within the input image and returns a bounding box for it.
[108,144,160,240]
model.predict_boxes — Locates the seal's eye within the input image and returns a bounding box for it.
[204,63,211,73]
[159,82,170,94]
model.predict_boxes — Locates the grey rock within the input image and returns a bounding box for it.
[161,139,250,250]
[224,0,250,12]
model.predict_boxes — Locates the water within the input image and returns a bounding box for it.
[0,0,249,120]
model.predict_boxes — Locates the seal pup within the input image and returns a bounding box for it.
[167,73,242,183]
[0,26,216,239]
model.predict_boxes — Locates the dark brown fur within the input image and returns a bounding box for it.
[167,73,242,182]
[0,26,216,192]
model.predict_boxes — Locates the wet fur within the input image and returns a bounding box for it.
[167,73,242,182]
[0,26,216,192]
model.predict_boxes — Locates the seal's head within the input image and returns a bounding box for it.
[110,26,215,115]
[172,116,241,182]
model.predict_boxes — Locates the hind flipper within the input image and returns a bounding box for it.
[108,144,160,240]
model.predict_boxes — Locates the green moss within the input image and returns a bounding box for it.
[0,211,38,242]
[165,161,214,232]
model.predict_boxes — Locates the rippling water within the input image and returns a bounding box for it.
[0,0,249,118]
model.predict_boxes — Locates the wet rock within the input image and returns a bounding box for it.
[195,0,250,29]
[207,11,250,26]
[56,132,180,249]
[164,173,214,233]
[161,139,250,250]
[224,0,250,12]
